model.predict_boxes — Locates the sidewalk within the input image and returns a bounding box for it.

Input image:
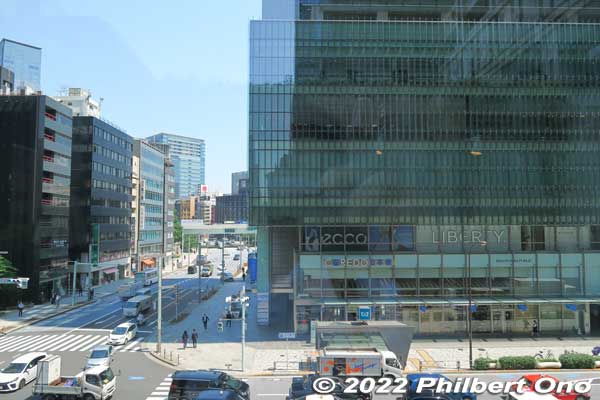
[0,278,132,333]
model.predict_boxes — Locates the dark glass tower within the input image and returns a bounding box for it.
[249,1,600,335]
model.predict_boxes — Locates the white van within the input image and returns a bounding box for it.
[122,295,152,317]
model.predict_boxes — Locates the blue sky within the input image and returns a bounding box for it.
[0,0,261,193]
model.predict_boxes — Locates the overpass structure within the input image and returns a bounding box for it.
[180,220,256,236]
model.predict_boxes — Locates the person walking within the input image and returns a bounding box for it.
[182,330,189,349]
[55,293,61,308]
[202,313,209,331]
[191,329,198,348]
[17,301,24,317]
[532,319,539,337]
[242,270,246,281]
[226,310,232,327]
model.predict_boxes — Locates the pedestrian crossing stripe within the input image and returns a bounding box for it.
[0,334,145,353]
[145,373,172,400]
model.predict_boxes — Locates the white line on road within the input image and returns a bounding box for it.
[77,335,108,352]
[0,336,31,351]
[257,394,288,397]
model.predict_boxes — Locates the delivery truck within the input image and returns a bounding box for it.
[117,281,143,300]
[33,354,117,400]
[318,348,402,378]
[122,294,152,317]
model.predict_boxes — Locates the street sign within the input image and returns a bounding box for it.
[358,306,371,321]
[278,332,296,340]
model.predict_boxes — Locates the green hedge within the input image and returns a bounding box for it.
[498,356,536,370]
[559,353,595,369]
[473,357,497,370]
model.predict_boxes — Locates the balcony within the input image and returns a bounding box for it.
[44,112,56,121]
[43,155,54,163]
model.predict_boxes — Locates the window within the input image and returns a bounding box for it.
[86,375,100,386]
[591,226,600,250]
[521,226,545,250]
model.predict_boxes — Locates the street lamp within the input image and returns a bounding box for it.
[467,240,487,369]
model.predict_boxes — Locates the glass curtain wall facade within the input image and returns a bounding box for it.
[249,5,600,335]
[0,39,42,92]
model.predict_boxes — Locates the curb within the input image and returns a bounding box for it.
[148,350,180,367]
[422,368,600,374]
[2,300,95,334]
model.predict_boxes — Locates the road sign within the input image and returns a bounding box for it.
[358,306,371,321]
[278,332,296,340]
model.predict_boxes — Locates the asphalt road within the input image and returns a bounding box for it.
[0,247,246,400]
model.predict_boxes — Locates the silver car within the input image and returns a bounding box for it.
[86,345,113,369]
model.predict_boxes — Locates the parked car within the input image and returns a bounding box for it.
[188,265,198,274]
[86,345,113,369]
[233,254,240,261]
[405,374,476,400]
[168,370,250,400]
[511,374,590,400]
[0,352,47,392]
[288,374,371,400]
[108,322,137,345]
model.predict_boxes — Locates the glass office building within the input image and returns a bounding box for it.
[147,133,206,199]
[0,38,42,92]
[249,1,600,336]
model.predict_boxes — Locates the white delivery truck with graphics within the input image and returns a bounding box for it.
[33,355,117,400]
[318,348,402,378]
[122,295,152,317]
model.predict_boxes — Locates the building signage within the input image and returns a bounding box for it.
[491,254,535,267]
[322,255,393,268]
[432,229,505,244]
[358,306,371,321]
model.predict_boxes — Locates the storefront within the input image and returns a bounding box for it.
[292,225,600,337]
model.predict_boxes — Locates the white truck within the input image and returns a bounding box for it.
[122,294,152,317]
[117,281,143,300]
[318,348,403,378]
[33,355,117,400]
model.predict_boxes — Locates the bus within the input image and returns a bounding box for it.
[135,268,158,286]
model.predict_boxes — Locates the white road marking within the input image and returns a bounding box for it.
[78,336,109,352]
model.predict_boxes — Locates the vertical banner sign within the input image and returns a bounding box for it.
[90,224,100,264]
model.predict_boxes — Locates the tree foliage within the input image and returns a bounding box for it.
[0,256,16,278]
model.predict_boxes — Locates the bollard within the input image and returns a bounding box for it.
[456,360,461,371]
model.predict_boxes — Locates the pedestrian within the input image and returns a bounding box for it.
[182,330,189,349]
[91,288,95,300]
[226,310,232,327]
[88,287,92,301]
[50,292,55,305]
[17,301,24,317]
[191,329,198,348]
[202,313,209,331]
[242,270,246,281]
[532,319,539,337]
[55,293,61,308]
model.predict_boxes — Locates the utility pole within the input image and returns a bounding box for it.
[71,260,78,306]
[221,240,225,285]
[157,252,163,353]
[197,234,202,302]
[241,285,247,372]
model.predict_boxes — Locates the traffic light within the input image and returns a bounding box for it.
[217,320,224,332]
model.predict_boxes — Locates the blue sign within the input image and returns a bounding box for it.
[248,253,257,283]
[470,304,477,313]
[419,305,428,313]
[565,304,577,312]
[358,306,371,320]
[517,304,528,312]
[128,376,145,381]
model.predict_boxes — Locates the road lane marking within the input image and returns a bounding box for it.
[47,334,84,351]
[77,335,108,351]
[120,338,144,351]
[0,336,31,351]
[13,335,52,352]
[0,335,28,349]
[69,335,104,352]
[57,335,93,351]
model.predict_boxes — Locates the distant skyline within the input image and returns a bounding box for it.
[0,0,261,193]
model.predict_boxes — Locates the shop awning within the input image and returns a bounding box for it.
[141,259,155,266]
[102,267,118,275]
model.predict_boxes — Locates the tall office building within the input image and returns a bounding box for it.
[0,95,73,303]
[146,133,205,199]
[249,1,600,334]
[69,116,134,284]
[133,140,165,271]
[0,39,42,93]
[232,171,249,195]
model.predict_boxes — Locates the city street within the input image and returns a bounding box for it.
[0,246,245,400]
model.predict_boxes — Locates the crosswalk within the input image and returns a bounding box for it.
[0,334,145,353]
[145,373,172,400]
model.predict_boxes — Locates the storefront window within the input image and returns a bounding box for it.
[396,305,419,330]
[443,255,464,297]
[322,267,345,298]
[369,225,391,252]
[322,305,345,321]
[471,305,491,333]
[392,225,414,251]
[419,255,441,296]
[514,304,538,334]
[296,305,321,334]
[346,267,369,298]
[539,304,561,332]
[514,262,537,296]
[374,304,396,320]
[563,266,583,296]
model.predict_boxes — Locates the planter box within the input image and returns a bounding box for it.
[595,360,600,368]
[488,362,497,369]
[535,361,562,369]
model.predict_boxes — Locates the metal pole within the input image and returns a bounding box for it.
[175,285,179,321]
[71,261,78,306]
[467,250,473,369]
[157,250,163,353]
[221,241,225,285]
[241,285,246,372]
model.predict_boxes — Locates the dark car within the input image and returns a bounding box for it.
[168,370,250,400]
[188,265,198,274]
[405,374,476,400]
[193,388,246,400]
[288,374,371,400]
